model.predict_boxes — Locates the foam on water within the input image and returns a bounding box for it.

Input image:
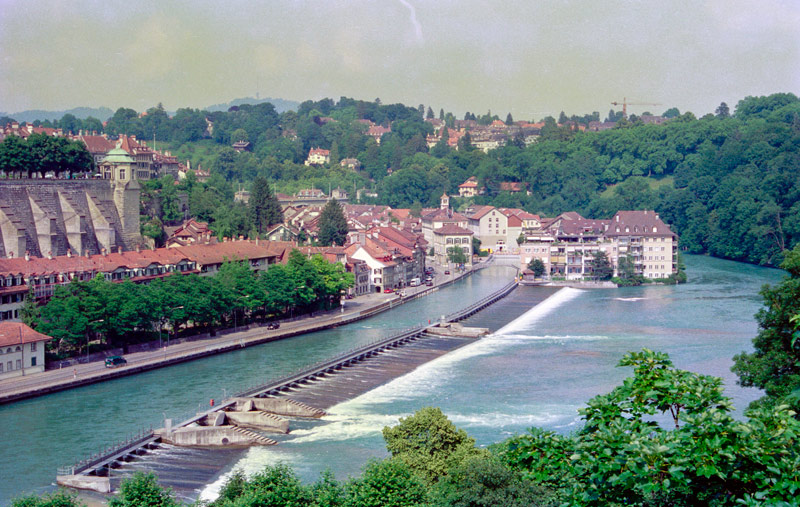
[199,446,306,502]
[199,288,585,501]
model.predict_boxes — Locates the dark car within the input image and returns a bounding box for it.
[444,270,451,275]
[105,355,127,368]
[267,322,280,330]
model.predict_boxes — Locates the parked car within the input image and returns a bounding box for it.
[444,270,451,275]
[384,288,394,293]
[266,322,280,330]
[425,280,433,286]
[105,355,127,368]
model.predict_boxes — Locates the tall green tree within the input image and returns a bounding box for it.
[109,472,179,507]
[248,176,283,234]
[317,198,349,246]
[382,406,485,484]
[732,244,800,412]
[527,258,546,278]
[590,250,613,280]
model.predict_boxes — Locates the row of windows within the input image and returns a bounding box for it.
[445,237,469,244]
[646,256,667,261]
[0,310,19,321]
[0,343,35,355]
[0,294,23,305]
[0,360,24,373]
[646,246,666,252]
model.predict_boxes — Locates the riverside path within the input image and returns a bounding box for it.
[0,265,519,505]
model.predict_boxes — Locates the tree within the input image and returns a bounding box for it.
[382,406,485,484]
[11,489,83,507]
[732,244,800,412]
[426,106,435,119]
[662,107,681,118]
[20,287,40,328]
[590,250,613,280]
[231,128,248,143]
[527,258,545,278]
[248,176,283,234]
[430,455,555,507]
[447,246,468,266]
[344,459,427,507]
[211,464,311,507]
[715,102,730,118]
[109,472,178,507]
[317,198,349,246]
[499,349,800,506]
[505,113,514,126]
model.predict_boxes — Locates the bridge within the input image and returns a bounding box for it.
[56,278,519,493]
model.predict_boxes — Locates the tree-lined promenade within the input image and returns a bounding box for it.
[25,250,353,360]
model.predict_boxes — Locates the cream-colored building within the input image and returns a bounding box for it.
[0,322,49,379]
[603,210,678,279]
[305,148,331,166]
[432,224,473,268]
[465,205,509,253]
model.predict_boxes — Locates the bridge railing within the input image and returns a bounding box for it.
[57,272,520,478]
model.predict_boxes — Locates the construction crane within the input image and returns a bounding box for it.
[610,97,662,118]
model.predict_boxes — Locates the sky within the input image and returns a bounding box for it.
[1,0,799,120]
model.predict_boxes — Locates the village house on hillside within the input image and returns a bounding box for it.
[304,147,330,166]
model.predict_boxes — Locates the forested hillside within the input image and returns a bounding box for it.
[4,93,798,266]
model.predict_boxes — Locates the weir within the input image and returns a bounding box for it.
[56,278,520,495]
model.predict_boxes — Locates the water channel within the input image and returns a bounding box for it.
[0,255,786,504]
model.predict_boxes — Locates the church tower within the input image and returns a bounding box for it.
[440,191,449,210]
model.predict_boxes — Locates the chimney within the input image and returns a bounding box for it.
[47,251,52,260]
[135,244,141,253]
[85,250,90,258]
[25,251,30,261]
[101,248,107,256]
[67,249,72,258]
[117,246,123,254]
[7,251,13,259]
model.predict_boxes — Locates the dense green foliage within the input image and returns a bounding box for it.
[11,93,799,265]
[0,133,93,177]
[161,92,800,266]
[317,198,349,246]
[498,349,800,506]
[109,472,179,507]
[18,351,799,505]
[733,243,800,413]
[33,252,352,358]
[248,176,283,233]
[11,489,83,507]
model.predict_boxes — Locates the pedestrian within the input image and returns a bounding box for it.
[73,368,77,380]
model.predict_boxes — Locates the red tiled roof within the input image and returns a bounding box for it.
[434,224,474,235]
[0,322,51,346]
[604,211,676,238]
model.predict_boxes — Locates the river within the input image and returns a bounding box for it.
[0,255,785,504]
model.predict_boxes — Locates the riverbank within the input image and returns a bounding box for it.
[0,259,491,405]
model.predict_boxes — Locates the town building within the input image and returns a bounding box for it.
[464,205,509,253]
[458,177,480,197]
[0,322,50,379]
[432,224,473,268]
[304,148,330,166]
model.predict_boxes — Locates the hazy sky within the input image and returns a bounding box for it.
[1,0,798,119]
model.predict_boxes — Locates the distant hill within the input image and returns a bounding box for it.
[2,106,114,123]
[204,97,299,113]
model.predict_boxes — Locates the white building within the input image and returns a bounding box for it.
[0,322,49,379]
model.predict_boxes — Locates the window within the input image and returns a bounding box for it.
[119,169,126,179]
[16,359,21,370]
[0,363,3,372]
[31,357,36,367]
[6,361,10,371]
[30,342,36,352]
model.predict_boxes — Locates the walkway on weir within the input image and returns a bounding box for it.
[56,277,521,495]
[0,258,498,405]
